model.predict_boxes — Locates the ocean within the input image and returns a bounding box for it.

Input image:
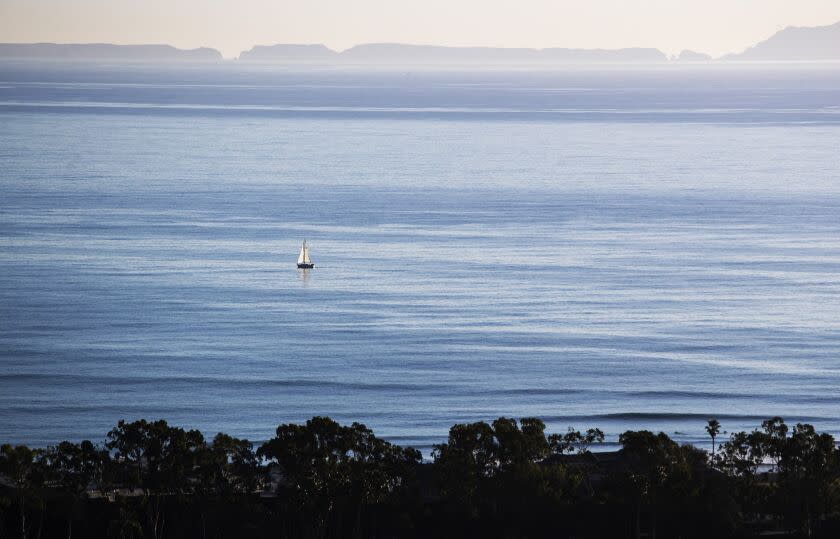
[1,63,840,453]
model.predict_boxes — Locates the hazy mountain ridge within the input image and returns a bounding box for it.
[237,22,840,64]
[2,20,839,64]
[676,50,712,62]
[724,21,840,60]
[325,43,666,63]
[238,44,338,62]
[238,42,667,64]
[0,43,222,62]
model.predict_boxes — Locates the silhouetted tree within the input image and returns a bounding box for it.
[777,423,838,537]
[0,444,44,539]
[106,419,206,539]
[550,427,606,456]
[617,430,701,539]
[257,416,420,537]
[492,417,549,468]
[705,418,721,457]
[432,420,496,510]
[40,440,110,538]
[549,427,605,497]
[756,416,789,472]
[2,415,840,538]
[199,433,259,495]
[433,417,584,535]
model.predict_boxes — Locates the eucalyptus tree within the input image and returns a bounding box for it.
[549,427,606,457]
[106,419,206,539]
[433,416,582,534]
[756,416,789,473]
[258,416,420,536]
[0,444,44,539]
[490,417,551,469]
[40,440,110,539]
[203,433,259,495]
[617,430,700,539]
[549,427,605,497]
[432,420,496,510]
[777,423,838,537]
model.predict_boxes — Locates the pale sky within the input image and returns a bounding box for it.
[1,0,839,59]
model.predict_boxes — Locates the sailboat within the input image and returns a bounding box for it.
[297,240,314,269]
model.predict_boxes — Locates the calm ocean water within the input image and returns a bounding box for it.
[1,64,840,453]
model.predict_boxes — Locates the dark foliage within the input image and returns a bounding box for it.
[1,416,839,538]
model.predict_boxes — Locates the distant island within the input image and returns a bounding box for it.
[238,43,339,62]
[239,43,668,65]
[2,20,840,65]
[0,43,222,62]
[724,20,840,61]
[237,20,840,65]
[675,50,712,62]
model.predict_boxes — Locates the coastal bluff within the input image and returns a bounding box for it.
[237,43,668,64]
[724,20,840,61]
[0,43,222,62]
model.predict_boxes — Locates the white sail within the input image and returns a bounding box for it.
[298,241,312,265]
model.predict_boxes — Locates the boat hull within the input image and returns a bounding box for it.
[297,263,314,269]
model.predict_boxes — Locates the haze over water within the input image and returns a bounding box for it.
[1,64,840,453]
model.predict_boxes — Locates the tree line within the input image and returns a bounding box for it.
[1,415,839,538]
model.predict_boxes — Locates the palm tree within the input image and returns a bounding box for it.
[705,418,721,456]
